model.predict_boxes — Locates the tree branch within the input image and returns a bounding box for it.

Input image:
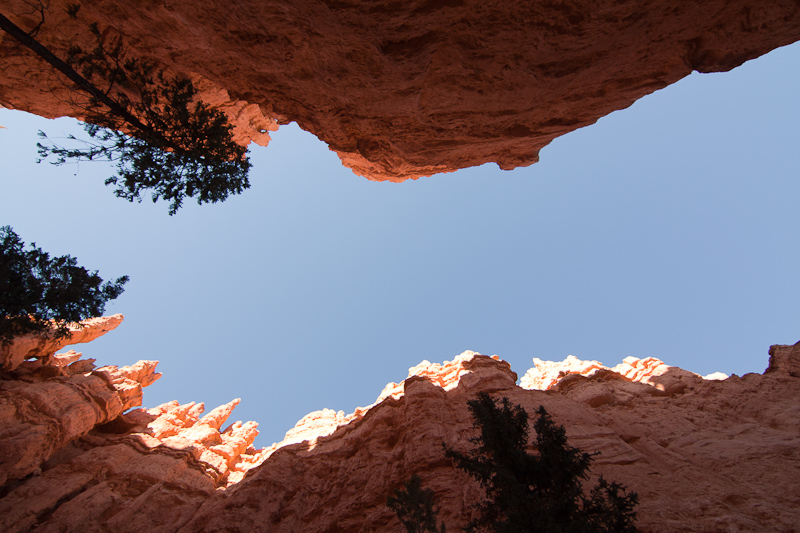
[0,11,179,152]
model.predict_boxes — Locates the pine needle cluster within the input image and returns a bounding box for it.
[0,226,127,344]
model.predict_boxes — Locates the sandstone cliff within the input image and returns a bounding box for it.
[0,314,124,371]
[0,317,266,532]
[179,348,800,532]
[1,0,799,180]
[1,318,798,532]
[3,2,799,530]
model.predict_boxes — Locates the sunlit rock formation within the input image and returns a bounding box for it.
[0,317,265,532]
[180,346,800,532]
[0,354,158,486]
[1,318,798,532]
[0,314,123,371]
[1,0,799,180]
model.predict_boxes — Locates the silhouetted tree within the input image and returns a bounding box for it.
[444,393,638,533]
[0,7,251,215]
[0,226,128,344]
[387,474,447,533]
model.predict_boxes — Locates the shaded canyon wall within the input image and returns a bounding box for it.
[1,0,799,180]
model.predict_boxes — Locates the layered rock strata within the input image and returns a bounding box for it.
[2,0,799,180]
[1,317,799,532]
[180,347,800,532]
[0,317,266,532]
[0,314,123,371]
[0,354,159,488]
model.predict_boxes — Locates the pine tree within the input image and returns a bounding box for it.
[444,393,638,533]
[0,226,128,344]
[0,7,251,215]
[387,474,447,533]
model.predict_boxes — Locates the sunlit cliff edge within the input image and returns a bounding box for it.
[1,0,799,180]
[1,316,798,531]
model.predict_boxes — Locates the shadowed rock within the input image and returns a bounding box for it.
[1,0,799,180]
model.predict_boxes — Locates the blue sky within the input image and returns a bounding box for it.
[1,42,798,447]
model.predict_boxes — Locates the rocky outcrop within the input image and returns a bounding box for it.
[2,0,799,180]
[122,398,265,486]
[0,314,123,371]
[1,316,798,531]
[176,346,800,532]
[0,317,265,532]
[0,315,154,487]
[0,396,269,533]
[520,354,729,400]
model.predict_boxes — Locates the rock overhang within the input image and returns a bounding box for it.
[1,0,799,180]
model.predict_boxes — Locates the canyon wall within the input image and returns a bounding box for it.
[1,318,798,532]
[2,3,800,528]
[0,317,266,532]
[1,0,799,180]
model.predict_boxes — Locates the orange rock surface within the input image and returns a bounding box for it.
[0,317,265,532]
[0,314,123,371]
[179,347,800,532]
[2,2,800,528]
[1,0,799,180]
[1,318,798,532]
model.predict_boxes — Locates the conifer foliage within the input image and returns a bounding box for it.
[0,6,251,215]
[444,393,639,533]
[387,474,447,533]
[0,226,128,344]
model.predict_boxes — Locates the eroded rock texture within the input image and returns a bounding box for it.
[1,0,799,180]
[2,318,799,532]
[0,314,123,371]
[0,318,265,532]
[179,348,800,533]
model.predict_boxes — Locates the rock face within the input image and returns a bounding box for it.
[2,0,799,180]
[179,347,800,533]
[0,353,159,488]
[3,2,799,530]
[1,318,799,532]
[0,318,265,532]
[0,314,123,371]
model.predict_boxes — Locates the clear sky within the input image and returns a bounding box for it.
[1,42,798,447]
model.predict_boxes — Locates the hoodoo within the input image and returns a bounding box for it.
[1,321,798,531]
